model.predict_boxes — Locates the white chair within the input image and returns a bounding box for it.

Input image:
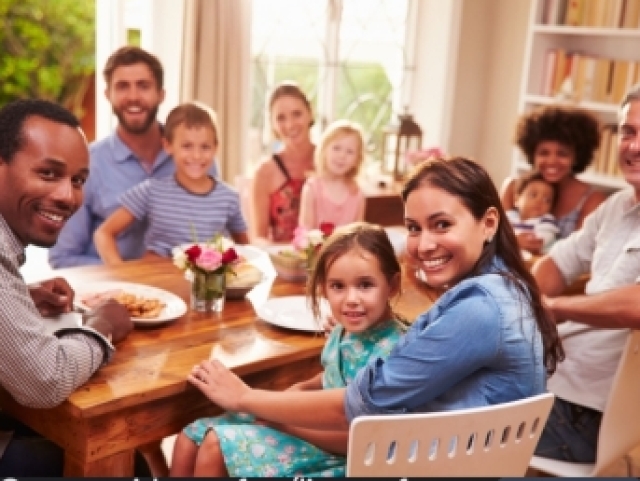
[346,392,555,477]
[530,329,640,477]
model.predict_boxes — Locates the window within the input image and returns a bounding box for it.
[249,0,416,164]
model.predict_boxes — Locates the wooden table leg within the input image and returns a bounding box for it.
[63,449,135,477]
[139,441,170,477]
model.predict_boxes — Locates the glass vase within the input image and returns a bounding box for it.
[190,270,226,313]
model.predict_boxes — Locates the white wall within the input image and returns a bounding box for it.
[410,0,531,187]
[410,0,462,152]
[95,0,185,139]
[474,0,531,185]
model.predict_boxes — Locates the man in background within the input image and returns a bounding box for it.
[533,83,640,462]
[50,46,219,267]
[0,99,134,475]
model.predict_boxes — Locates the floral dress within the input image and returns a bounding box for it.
[182,320,405,477]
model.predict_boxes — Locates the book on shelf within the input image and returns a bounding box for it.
[590,125,611,174]
[552,49,571,95]
[542,0,569,24]
[564,0,585,25]
[585,0,608,26]
[604,0,625,27]
[539,48,640,104]
[592,58,613,103]
[542,49,558,96]
[592,125,622,178]
[607,128,621,177]
[610,60,633,104]
[542,0,640,27]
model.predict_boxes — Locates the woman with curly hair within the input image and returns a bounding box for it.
[501,106,607,254]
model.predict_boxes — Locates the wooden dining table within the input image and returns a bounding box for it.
[0,255,437,476]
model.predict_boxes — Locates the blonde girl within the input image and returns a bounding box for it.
[298,120,366,229]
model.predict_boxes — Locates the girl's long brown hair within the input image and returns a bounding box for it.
[307,222,407,326]
[401,157,564,374]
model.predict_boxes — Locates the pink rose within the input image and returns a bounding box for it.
[292,226,310,250]
[195,246,223,271]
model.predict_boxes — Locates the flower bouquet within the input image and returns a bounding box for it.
[405,147,445,168]
[172,236,239,312]
[268,223,335,281]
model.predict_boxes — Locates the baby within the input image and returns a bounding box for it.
[506,171,559,253]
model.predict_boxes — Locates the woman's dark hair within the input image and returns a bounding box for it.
[515,106,600,174]
[516,170,559,209]
[307,222,405,324]
[401,157,564,374]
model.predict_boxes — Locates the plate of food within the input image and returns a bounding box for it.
[74,281,187,326]
[256,295,328,332]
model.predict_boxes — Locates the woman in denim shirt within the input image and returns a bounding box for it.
[186,157,564,473]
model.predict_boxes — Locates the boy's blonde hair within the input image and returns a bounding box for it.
[314,119,365,179]
[164,102,219,144]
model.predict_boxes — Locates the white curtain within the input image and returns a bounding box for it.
[181,0,252,183]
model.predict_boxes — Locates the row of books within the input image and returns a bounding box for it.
[589,125,622,177]
[541,49,640,104]
[542,0,640,28]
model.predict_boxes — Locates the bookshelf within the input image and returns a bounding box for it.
[513,0,640,191]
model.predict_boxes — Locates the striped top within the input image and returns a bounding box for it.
[506,209,559,251]
[120,175,247,257]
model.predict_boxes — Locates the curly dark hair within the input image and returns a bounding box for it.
[103,46,164,89]
[0,99,80,163]
[515,106,601,174]
[401,157,564,375]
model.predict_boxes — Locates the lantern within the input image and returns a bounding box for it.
[381,111,423,181]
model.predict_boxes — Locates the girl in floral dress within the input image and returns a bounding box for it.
[170,222,407,477]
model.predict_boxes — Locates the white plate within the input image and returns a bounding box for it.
[384,226,407,257]
[74,281,187,326]
[256,295,328,332]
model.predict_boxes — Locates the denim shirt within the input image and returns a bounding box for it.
[49,130,218,268]
[345,256,546,421]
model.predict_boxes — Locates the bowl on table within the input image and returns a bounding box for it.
[265,245,308,282]
[226,245,267,299]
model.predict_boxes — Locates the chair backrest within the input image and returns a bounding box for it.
[346,392,555,477]
[235,175,253,230]
[593,329,640,475]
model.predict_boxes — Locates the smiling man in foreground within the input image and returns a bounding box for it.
[0,99,133,475]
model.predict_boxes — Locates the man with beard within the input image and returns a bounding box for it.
[0,99,134,475]
[50,46,216,267]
